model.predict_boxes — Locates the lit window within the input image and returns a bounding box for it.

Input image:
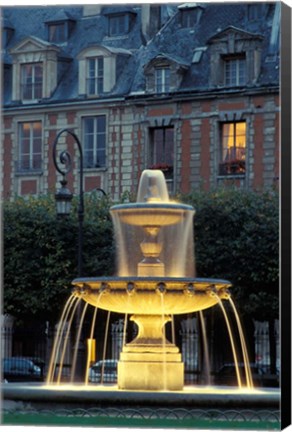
[149,127,174,179]
[224,55,246,86]
[83,116,106,168]
[49,23,66,43]
[155,68,170,93]
[18,122,42,171]
[21,63,43,100]
[87,57,104,95]
[219,122,246,175]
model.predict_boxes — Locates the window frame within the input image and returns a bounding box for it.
[82,115,107,169]
[108,13,129,36]
[155,67,170,94]
[21,62,43,101]
[149,127,174,173]
[219,121,246,176]
[224,54,246,87]
[48,22,67,43]
[18,121,42,172]
[86,57,104,96]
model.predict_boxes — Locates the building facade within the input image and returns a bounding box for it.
[2,3,280,201]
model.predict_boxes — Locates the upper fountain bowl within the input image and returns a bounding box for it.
[110,202,195,227]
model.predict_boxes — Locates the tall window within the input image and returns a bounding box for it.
[219,121,246,175]
[83,116,106,168]
[87,57,104,95]
[224,55,246,86]
[149,127,174,178]
[155,68,170,93]
[21,63,43,100]
[18,122,42,171]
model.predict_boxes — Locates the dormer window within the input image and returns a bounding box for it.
[87,57,104,95]
[48,23,66,43]
[145,54,188,94]
[77,45,132,97]
[179,4,204,28]
[155,67,170,93]
[208,27,263,88]
[109,14,129,36]
[45,11,76,44]
[103,8,136,37]
[224,54,246,86]
[3,19,14,48]
[248,3,265,21]
[21,63,43,100]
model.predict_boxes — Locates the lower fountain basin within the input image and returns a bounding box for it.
[72,277,232,315]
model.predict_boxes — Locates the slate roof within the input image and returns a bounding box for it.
[2,3,280,106]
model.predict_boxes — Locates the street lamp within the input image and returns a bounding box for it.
[52,128,84,277]
[52,128,85,380]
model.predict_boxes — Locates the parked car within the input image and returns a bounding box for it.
[2,357,43,382]
[88,359,118,384]
[213,363,279,387]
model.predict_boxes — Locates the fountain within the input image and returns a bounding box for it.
[2,170,280,427]
[71,169,232,391]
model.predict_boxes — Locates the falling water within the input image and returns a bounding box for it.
[199,310,211,386]
[229,297,253,388]
[46,294,79,383]
[70,302,89,382]
[215,294,242,387]
[85,306,98,385]
[101,311,111,384]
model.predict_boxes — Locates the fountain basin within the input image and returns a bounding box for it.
[72,276,231,315]
[110,202,195,227]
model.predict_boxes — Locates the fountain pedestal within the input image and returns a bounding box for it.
[118,314,184,390]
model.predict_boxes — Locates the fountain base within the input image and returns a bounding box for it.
[118,351,183,391]
[117,313,184,390]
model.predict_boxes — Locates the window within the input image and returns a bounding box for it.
[155,68,170,93]
[248,4,263,21]
[224,55,246,86]
[219,122,246,175]
[149,127,174,179]
[18,122,42,171]
[87,57,104,95]
[83,116,106,168]
[48,23,66,43]
[180,8,202,28]
[21,63,43,100]
[109,14,129,36]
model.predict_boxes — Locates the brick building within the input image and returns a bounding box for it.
[2,3,280,200]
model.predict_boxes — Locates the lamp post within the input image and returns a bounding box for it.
[52,128,84,277]
[52,128,85,380]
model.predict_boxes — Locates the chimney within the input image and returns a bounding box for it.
[141,4,162,41]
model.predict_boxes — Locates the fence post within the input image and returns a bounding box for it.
[1,314,15,358]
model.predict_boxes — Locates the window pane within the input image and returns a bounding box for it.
[83,116,106,168]
[150,127,174,167]
[220,121,246,175]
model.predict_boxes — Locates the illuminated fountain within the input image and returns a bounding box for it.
[2,169,280,427]
[65,169,244,390]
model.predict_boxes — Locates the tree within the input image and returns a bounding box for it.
[3,194,115,325]
[180,187,279,321]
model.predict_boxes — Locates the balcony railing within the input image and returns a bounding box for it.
[219,147,246,176]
